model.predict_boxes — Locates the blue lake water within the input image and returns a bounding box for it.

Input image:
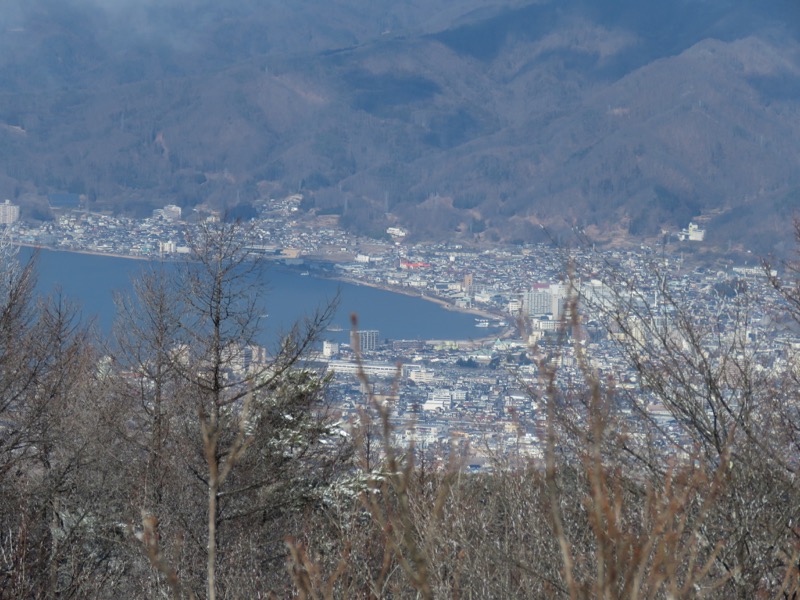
[22,248,491,345]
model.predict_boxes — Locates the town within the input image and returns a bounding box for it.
[0,195,791,467]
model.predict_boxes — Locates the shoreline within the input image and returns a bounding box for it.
[327,275,503,322]
[329,275,518,343]
[16,243,517,341]
[16,242,151,262]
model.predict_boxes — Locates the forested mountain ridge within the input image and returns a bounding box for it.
[1,0,799,252]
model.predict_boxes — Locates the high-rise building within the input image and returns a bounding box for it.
[579,280,615,311]
[523,283,553,317]
[463,273,474,295]
[0,200,20,225]
[549,282,568,319]
[356,329,380,353]
[523,283,568,319]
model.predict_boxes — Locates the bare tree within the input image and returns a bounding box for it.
[114,267,182,514]
[0,243,126,597]
[112,222,348,597]
[572,247,800,597]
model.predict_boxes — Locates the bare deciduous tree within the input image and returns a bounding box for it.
[111,222,348,598]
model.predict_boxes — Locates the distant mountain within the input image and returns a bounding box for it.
[1,0,800,254]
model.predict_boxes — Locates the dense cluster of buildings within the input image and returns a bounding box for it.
[2,194,793,466]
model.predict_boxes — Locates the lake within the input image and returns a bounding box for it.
[21,248,495,345]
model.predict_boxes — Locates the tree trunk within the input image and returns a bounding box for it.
[207,471,218,600]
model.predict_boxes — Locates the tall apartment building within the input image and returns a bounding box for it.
[463,272,474,295]
[549,283,568,319]
[0,200,20,225]
[356,329,380,353]
[523,283,552,316]
[523,283,568,319]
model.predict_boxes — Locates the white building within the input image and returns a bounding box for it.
[386,226,407,238]
[579,279,616,311]
[322,340,339,358]
[408,368,435,384]
[0,200,20,225]
[423,389,452,412]
[507,298,523,314]
[678,222,705,241]
[524,284,550,316]
[163,204,182,221]
[523,283,567,319]
[355,329,380,353]
[451,389,468,402]
[159,240,177,254]
[327,360,399,379]
[531,318,559,332]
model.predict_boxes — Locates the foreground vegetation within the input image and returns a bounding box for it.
[2,224,800,598]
